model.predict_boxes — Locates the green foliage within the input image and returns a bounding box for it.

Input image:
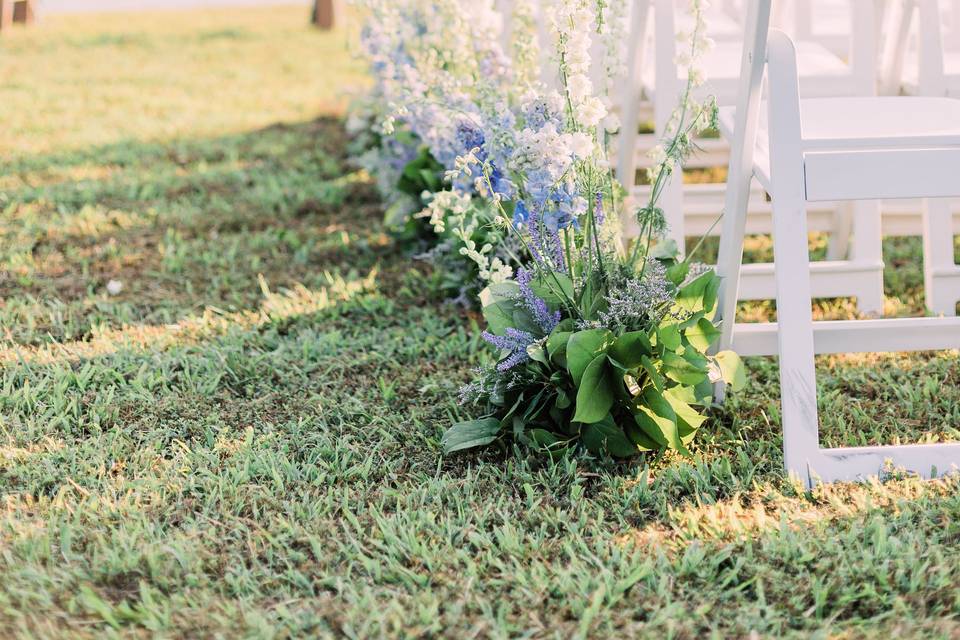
[396,146,445,199]
[447,270,745,459]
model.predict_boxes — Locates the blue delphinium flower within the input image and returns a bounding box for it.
[513,200,530,227]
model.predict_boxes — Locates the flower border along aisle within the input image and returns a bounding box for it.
[354,0,745,459]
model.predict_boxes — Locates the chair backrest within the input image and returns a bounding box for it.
[768,29,960,203]
[651,0,877,103]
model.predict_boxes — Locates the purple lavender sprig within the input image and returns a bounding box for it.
[516,267,559,333]
[482,327,535,371]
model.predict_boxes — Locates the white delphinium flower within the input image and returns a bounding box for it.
[598,0,628,101]
[416,190,474,234]
[509,0,540,90]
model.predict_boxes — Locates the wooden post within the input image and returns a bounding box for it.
[13,0,34,24]
[0,0,14,33]
[0,0,35,32]
[311,0,336,30]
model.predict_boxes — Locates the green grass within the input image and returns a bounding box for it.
[1,6,960,638]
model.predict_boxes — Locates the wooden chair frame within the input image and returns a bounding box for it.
[715,0,960,486]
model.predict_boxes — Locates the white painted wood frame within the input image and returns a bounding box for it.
[714,4,960,486]
[617,0,885,315]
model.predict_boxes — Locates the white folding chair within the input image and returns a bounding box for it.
[883,0,960,98]
[715,0,960,486]
[617,0,885,315]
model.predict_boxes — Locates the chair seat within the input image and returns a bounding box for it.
[719,96,960,190]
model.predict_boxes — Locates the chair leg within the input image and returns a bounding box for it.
[825,202,852,261]
[766,30,822,486]
[850,199,885,316]
[923,197,960,316]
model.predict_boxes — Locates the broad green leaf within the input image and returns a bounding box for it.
[650,238,680,259]
[715,350,747,391]
[556,388,572,409]
[547,329,572,366]
[573,356,615,424]
[531,273,575,306]
[657,323,682,350]
[639,355,664,392]
[684,316,721,352]
[672,270,719,317]
[526,342,548,365]
[479,282,521,335]
[625,417,662,451]
[441,418,501,454]
[478,282,539,336]
[662,351,708,386]
[634,388,688,454]
[581,416,637,457]
[566,329,613,385]
[479,281,521,308]
[664,386,708,432]
[383,197,415,228]
[608,331,654,369]
[665,261,690,286]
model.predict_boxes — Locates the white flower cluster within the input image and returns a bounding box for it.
[550,0,608,130]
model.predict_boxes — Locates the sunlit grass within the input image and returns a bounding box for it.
[0,5,959,639]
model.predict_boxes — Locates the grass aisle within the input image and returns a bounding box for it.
[1,6,959,638]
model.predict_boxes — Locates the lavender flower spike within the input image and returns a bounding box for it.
[516,267,560,333]
[482,328,536,371]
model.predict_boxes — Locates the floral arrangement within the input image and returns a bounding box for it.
[352,0,744,458]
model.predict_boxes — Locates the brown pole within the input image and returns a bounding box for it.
[312,0,335,30]
[13,0,36,24]
[0,0,13,33]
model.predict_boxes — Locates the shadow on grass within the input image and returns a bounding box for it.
[0,116,427,346]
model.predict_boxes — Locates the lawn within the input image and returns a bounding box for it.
[1,5,960,638]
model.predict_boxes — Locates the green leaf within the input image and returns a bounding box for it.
[639,355,664,392]
[665,261,690,286]
[531,273,575,306]
[715,350,747,391]
[650,238,680,260]
[382,196,416,229]
[573,356,615,424]
[608,331,654,369]
[664,386,708,432]
[662,351,708,386]
[527,342,548,365]
[625,419,662,451]
[684,317,721,352]
[673,270,718,317]
[657,324,682,351]
[441,418,502,454]
[547,329,572,367]
[634,388,688,454]
[566,329,613,386]
[581,415,637,457]
[479,282,539,336]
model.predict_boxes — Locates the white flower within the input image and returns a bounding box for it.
[566,73,593,105]
[578,96,607,127]
[570,131,595,158]
[106,280,123,296]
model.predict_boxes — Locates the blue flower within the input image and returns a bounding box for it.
[456,120,485,155]
[512,200,530,227]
